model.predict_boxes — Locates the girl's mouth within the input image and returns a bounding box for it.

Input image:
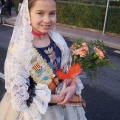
[41,25,51,30]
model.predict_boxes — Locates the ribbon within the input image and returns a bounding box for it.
[56,63,81,82]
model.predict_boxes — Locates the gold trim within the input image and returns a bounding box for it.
[30,47,55,85]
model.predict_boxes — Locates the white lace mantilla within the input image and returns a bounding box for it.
[4,0,51,117]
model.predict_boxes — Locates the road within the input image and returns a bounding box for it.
[0,24,120,120]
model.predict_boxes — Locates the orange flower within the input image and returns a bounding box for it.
[78,50,87,57]
[81,42,89,52]
[74,48,87,57]
[94,47,105,59]
[70,42,88,57]
[71,49,77,55]
[81,46,88,51]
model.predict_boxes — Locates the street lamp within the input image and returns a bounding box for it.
[103,0,110,35]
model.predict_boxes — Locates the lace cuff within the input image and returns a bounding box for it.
[75,76,84,96]
[10,76,29,111]
[33,83,51,114]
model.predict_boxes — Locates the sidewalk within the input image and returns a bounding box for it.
[2,7,120,50]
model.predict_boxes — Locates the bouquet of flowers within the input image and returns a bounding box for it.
[70,39,116,82]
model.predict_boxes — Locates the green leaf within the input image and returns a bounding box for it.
[107,62,117,71]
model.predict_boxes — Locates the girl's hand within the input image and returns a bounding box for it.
[50,80,67,103]
[58,84,77,105]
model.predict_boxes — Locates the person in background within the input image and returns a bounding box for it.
[0,0,4,14]
[0,0,2,14]
[2,0,12,17]
[0,0,4,6]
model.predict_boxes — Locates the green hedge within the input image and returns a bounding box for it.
[106,7,120,34]
[110,1,120,7]
[57,2,120,34]
[59,0,120,7]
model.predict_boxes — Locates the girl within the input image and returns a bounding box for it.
[0,0,87,120]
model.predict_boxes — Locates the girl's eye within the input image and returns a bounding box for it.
[37,12,44,15]
[50,12,55,16]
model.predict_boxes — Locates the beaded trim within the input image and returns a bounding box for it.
[30,47,55,85]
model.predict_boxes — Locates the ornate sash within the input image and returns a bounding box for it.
[30,47,55,85]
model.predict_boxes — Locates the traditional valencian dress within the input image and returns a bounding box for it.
[0,0,87,120]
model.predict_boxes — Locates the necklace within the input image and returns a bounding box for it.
[31,30,46,39]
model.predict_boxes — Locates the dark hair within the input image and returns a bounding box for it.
[28,0,56,11]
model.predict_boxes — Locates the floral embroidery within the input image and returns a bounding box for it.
[44,47,61,73]
[44,47,56,64]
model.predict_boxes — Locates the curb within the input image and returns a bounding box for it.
[56,23,120,38]
[3,18,15,26]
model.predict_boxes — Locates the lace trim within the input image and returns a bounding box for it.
[49,31,70,72]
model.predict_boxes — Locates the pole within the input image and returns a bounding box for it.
[103,0,110,35]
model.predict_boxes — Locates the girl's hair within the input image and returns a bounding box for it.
[28,0,56,11]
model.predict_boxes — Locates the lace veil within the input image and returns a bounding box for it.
[4,0,52,119]
[5,0,32,91]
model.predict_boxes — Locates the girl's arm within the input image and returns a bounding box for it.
[49,80,67,103]
[50,94,65,103]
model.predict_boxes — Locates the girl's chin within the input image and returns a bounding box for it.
[40,26,53,33]
[40,29,51,34]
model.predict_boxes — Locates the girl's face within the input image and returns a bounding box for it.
[30,0,56,34]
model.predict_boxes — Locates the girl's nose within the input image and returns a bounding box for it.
[43,15,51,23]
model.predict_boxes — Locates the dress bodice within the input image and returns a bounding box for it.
[28,38,62,106]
